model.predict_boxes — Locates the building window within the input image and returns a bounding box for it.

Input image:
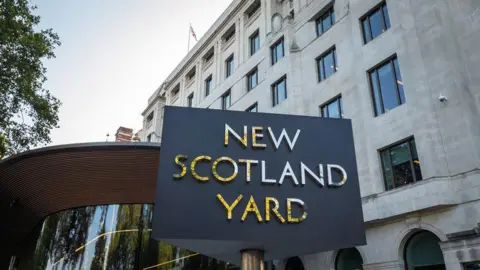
[247,67,258,91]
[369,56,405,116]
[186,68,196,82]
[205,75,212,96]
[146,111,154,122]
[204,49,214,63]
[223,25,236,43]
[316,47,338,82]
[320,95,343,118]
[172,85,180,97]
[246,103,258,112]
[361,1,390,44]
[316,7,335,36]
[147,133,153,142]
[246,0,261,18]
[272,76,287,106]
[187,93,194,107]
[225,54,234,78]
[271,37,284,65]
[250,30,260,56]
[221,90,231,110]
[464,262,480,270]
[380,137,422,191]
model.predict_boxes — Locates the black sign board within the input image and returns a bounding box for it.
[153,106,365,265]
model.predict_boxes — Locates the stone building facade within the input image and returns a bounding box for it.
[141,0,480,269]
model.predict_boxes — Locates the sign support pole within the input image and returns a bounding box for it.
[241,249,264,270]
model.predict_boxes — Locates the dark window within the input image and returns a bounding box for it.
[321,96,343,118]
[246,103,258,112]
[205,76,212,96]
[172,85,180,96]
[381,137,422,191]
[250,30,260,56]
[247,68,258,91]
[186,68,196,81]
[187,93,194,107]
[226,54,234,78]
[289,9,295,19]
[316,47,338,81]
[316,7,335,36]
[246,0,261,18]
[369,56,405,116]
[204,49,214,63]
[146,111,154,122]
[272,76,287,106]
[147,133,152,142]
[271,37,285,65]
[224,26,236,43]
[222,90,231,110]
[361,2,390,43]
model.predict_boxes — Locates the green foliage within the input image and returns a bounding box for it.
[0,0,61,158]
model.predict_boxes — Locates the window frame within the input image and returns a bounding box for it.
[379,137,422,191]
[249,30,260,56]
[246,102,258,112]
[246,0,261,19]
[320,95,343,119]
[271,36,285,65]
[316,46,338,82]
[246,67,259,91]
[221,90,231,110]
[271,76,287,106]
[187,93,194,107]
[360,1,390,44]
[225,54,234,78]
[315,6,335,37]
[146,111,154,122]
[205,75,213,97]
[368,54,404,116]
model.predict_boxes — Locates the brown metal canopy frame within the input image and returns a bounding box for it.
[0,142,161,265]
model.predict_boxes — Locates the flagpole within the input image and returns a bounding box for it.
[188,23,191,53]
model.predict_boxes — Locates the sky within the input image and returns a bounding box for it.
[32,0,232,145]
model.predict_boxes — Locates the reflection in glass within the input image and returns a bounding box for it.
[19,204,242,270]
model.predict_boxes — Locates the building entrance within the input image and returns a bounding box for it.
[404,230,446,270]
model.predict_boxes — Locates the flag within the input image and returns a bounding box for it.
[190,24,198,41]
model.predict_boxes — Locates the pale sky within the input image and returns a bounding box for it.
[33,0,232,145]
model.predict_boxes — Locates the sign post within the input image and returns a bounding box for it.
[153,106,366,267]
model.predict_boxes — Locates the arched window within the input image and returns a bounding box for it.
[404,230,445,270]
[285,256,304,270]
[335,248,363,270]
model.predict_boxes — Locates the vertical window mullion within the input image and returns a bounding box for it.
[379,6,387,32]
[367,16,373,41]
[407,140,417,182]
[374,70,385,114]
[390,59,402,106]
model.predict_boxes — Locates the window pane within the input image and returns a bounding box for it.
[409,140,423,181]
[339,97,343,117]
[316,20,323,35]
[390,142,414,187]
[333,49,338,71]
[362,19,372,43]
[323,51,335,79]
[322,14,332,33]
[393,58,405,104]
[255,36,260,52]
[378,62,399,112]
[369,9,384,39]
[277,42,284,61]
[322,106,328,117]
[383,5,391,29]
[318,59,325,81]
[381,150,395,190]
[331,9,336,24]
[253,72,258,88]
[370,71,383,115]
[327,99,340,119]
[277,79,286,104]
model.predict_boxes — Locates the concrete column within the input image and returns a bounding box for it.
[237,17,243,65]
[195,60,202,106]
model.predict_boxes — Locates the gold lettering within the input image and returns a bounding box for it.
[241,196,263,222]
[225,124,247,148]
[252,126,266,149]
[217,194,243,220]
[212,157,238,183]
[191,155,211,181]
[287,198,307,223]
[173,154,188,179]
[265,197,285,223]
[238,159,258,183]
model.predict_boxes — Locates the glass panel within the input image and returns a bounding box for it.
[322,13,332,33]
[318,58,325,81]
[255,36,260,53]
[369,9,384,39]
[323,50,335,79]
[362,18,372,43]
[277,42,284,61]
[253,71,258,88]
[327,99,340,119]
[409,140,423,181]
[321,106,328,117]
[277,79,286,104]
[331,9,336,24]
[389,142,414,187]
[316,19,323,35]
[333,49,338,71]
[370,71,383,115]
[381,149,394,190]
[383,5,391,29]
[378,61,400,112]
[339,97,344,117]
[393,58,406,104]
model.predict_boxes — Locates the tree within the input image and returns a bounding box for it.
[0,0,61,158]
